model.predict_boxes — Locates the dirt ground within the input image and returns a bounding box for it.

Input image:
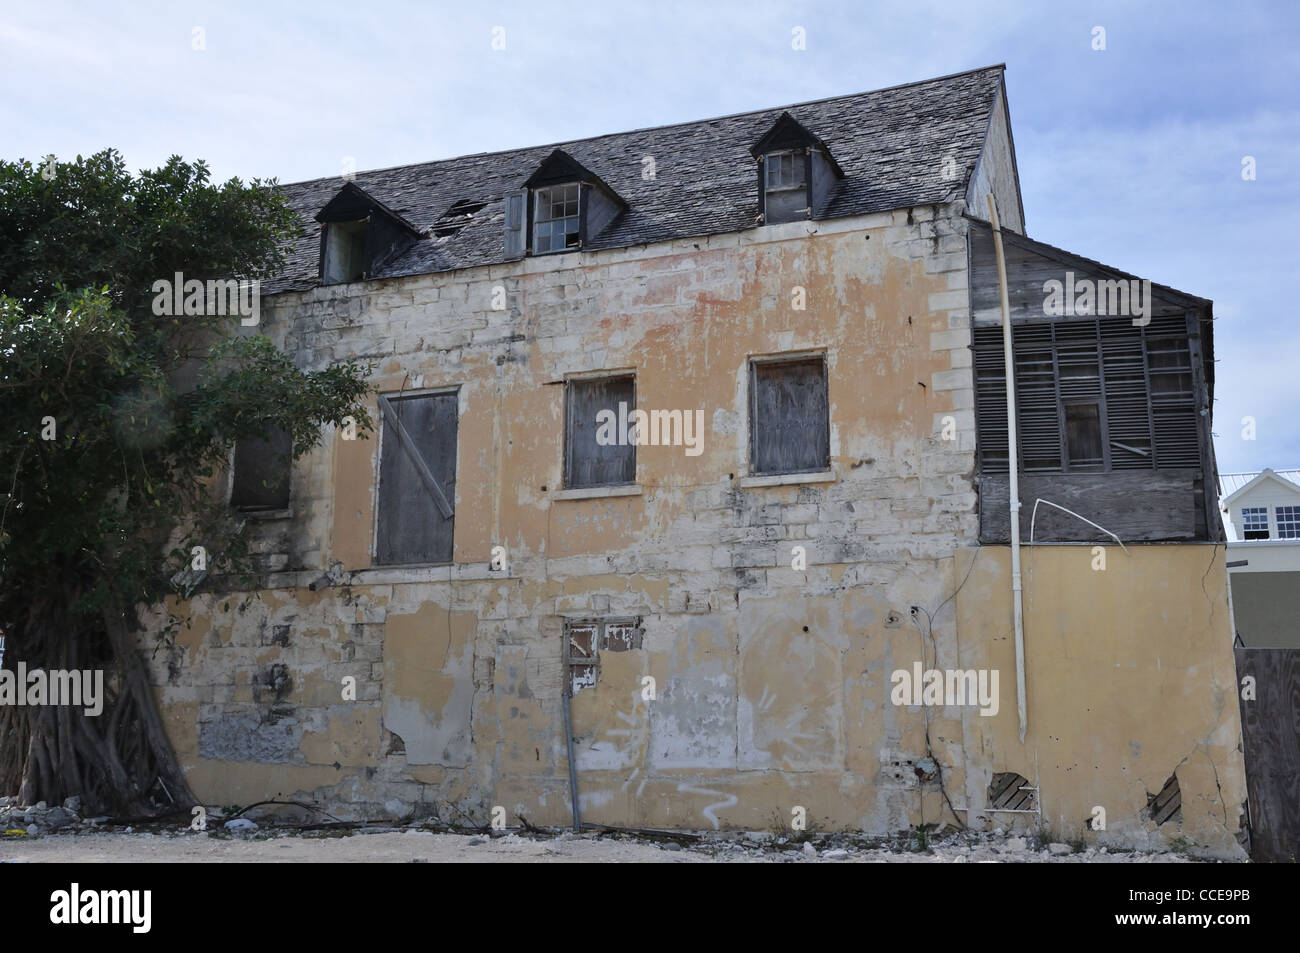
[0,826,1217,863]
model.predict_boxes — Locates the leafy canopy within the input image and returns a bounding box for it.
[0,150,371,625]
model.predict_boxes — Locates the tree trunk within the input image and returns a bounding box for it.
[0,589,196,816]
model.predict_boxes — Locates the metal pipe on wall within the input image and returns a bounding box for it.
[986,194,1029,744]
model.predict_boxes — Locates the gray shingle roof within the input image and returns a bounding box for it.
[266,65,1006,295]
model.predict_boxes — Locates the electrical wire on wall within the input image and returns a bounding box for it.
[906,546,983,830]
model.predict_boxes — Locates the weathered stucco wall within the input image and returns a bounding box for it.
[138,200,1245,854]
[954,544,1247,855]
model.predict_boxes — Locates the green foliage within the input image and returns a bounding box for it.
[0,150,371,642]
[910,823,932,852]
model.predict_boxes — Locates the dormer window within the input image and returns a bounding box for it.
[751,112,844,226]
[323,219,368,284]
[505,149,625,259]
[315,182,421,286]
[762,150,809,224]
[534,183,581,253]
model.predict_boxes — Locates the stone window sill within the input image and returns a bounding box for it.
[738,470,835,489]
[236,507,293,521]
[552,484,643,501]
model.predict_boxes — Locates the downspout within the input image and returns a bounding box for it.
[986,195,1028,744]
[562,684,582,832]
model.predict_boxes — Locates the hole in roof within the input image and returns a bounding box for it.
[432,199,488,237]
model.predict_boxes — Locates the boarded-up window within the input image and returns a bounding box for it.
[974,314,1199,474]
[376,392,457,565]
[750,357,829,475]
[230,427,291,512]
[565,376,636,489]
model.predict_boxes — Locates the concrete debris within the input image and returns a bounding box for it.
[0,799,83,833]
[0,815,1228,864]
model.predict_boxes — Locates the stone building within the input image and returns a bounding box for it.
[144,65,1248,854]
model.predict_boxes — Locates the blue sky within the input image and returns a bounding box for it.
[2,0,1296,474]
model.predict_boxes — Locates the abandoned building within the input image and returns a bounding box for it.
[143,64,1249,854]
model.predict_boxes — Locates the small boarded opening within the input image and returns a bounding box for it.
[1148,772,1182,825]
[988,771,1035,811]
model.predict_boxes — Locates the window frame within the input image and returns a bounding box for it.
[563,372,638,490]
[1241,506,1270,540]
[228,427,293,518]
[748,352,831,477]
[532,182,583,255]
[322,218,369,285]
[761,149,810,225]
[1275,505,1300,539]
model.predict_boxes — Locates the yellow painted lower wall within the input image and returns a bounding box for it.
[954,544,1247,855]
[143,543,1246,856]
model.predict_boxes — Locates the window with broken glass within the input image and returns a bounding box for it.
[973,315,1200,473]
[763,150,808,224]
[533,183,581,253]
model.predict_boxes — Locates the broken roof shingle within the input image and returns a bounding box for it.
[265,65,1007,295]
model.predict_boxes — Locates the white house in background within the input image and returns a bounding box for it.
[1219,468,1300,648]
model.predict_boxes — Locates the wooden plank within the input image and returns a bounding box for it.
[1235,647,1300,862]
[565,376,636,488]
[379,395,453,519]
[969,227,1188,324]
[979,469,1199,543]
[751,358,829,475]
[376,392,457,565]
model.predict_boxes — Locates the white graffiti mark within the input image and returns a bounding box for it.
[677,783,737,830]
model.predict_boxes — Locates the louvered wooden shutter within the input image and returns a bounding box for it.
[974,315,1202,475]
[1145,315,1199,467]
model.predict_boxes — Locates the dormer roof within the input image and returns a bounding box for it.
[750,111,844,177]
[314,181,422,237]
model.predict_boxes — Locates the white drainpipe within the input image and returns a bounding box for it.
[986,195,1028,744]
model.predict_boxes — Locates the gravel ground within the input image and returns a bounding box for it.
[0,825,1221,863]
